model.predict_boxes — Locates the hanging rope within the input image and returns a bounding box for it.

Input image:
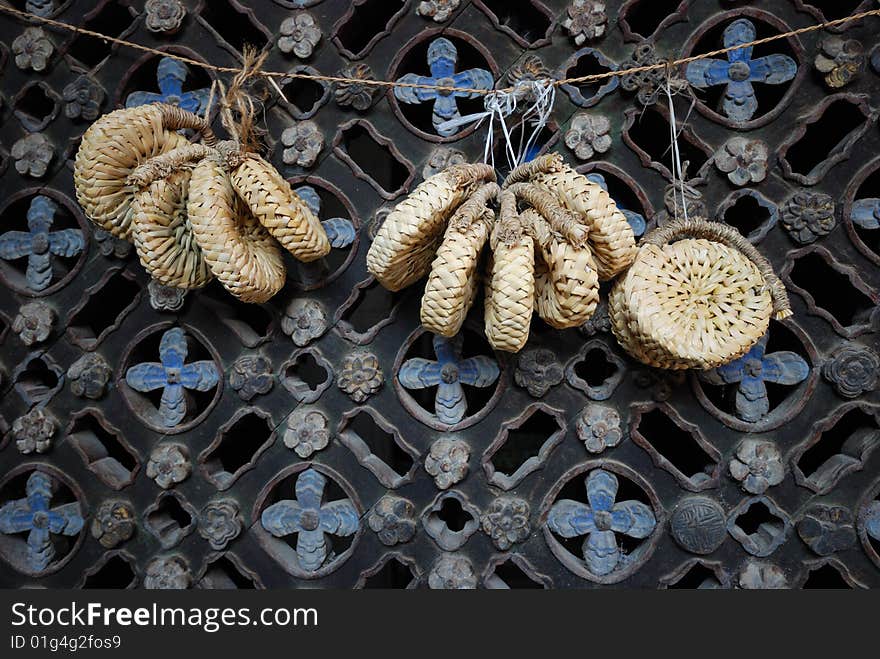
[2,4,879,96]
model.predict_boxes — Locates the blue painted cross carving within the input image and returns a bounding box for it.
[125,57,211,116]
[261,469,359,572]
[547,469,656,577]
[398,333,500,425]
[685,19,797,122]
[0,471,84,573]
[700,332,809,423]
[0,196,84,292]
[125,327,220,427]
[394,37,494,136]
[852,198,880,233]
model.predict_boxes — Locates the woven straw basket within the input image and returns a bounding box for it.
[609,218,792,370]
[420,182,497,337]
[188,156,286,303]
[484,190,535,353]
[74,103,215,240]
[367,164,495,291]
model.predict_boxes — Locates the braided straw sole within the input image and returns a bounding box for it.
[484,229,535,353]
[131,168,213,289]
[188,158,285,303]
[367,164,495,291]
[74,104,190,240]
[231,154,330,262]
[533,165,637,280]
[421,216,489,337]
[609,240,772,370]
[527,211,599,329]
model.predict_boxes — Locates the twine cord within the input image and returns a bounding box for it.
[2,4,878,96]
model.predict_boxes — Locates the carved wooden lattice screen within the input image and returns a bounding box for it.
[1,0,879,589]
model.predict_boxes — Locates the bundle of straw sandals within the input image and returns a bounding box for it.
[74,102,330,303]
[368,152,792,370]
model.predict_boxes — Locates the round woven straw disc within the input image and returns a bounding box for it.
[131,167,213,289]
[533,166,637,280]
[188,157,286,303]
[74,104,191,240]
[610,239,772,370]
[421,218,488,337]
[230,154,330,263]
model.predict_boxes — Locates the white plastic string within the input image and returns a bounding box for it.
[436,88,519,169]
[664,75,688,223]
[516,80,556,167]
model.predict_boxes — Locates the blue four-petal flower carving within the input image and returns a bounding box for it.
[852,198,880,232]
[125,327,220,427]
[261,469,360,572]
[0,196,84,292]
[295,185,356,248]
[547,469,656,577]
[125,57,211,116]
[700,332,809,423]
[394,37,494,137]
[0,471,84,573]
[685,19,797,122]
[398,333,500,425]
[585,172,646,238]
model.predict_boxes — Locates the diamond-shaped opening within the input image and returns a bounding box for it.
[122,327,218,429]
[66,269,140,350]
[200,285,274,347]
[336,121,410,197]
[14,355,62,406]
[145,491,196,548]
[422,492,480,551]
[560,49,616,106]
[66,1,136,69]
[67,412,139,490]
[338,409,417,488]
[620,0,685,40]
[336,278,405,344]
[14,81,59,132]
[719,191,776,241]
[200,410,274,490]
[729,499,789,556]
[689,19,797,123]
[484,559,546,589]
[484,406,564,490]
[0,194,85,295]
[281,349,331,403]
[624,104,711,179]
[782,99,869,182]
[631,407,719,491]
[802,563,853,589]
[359,557,417,589]
[80,553,137,589]
[665,562,724,589]
[333,0,406,59]
[198,0,270,54]
[569,345,621,399]
[279,75,327,119]
[796,407,879,493]
[788,251,876,331]
[391,38,490,139]
[198,555,259,589]
[0,470,80,575]
[476,0,553,47]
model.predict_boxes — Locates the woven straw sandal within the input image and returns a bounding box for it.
[526,210,600,329]
[230,153,330,263]
[367,163,496,291]
[188,156,286,303]
[484,190,535,353]
[421,182,498,337]
[609,218,792,370]
[74,103,216,240]
[130,167,214,289]
[532,164,637,280]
